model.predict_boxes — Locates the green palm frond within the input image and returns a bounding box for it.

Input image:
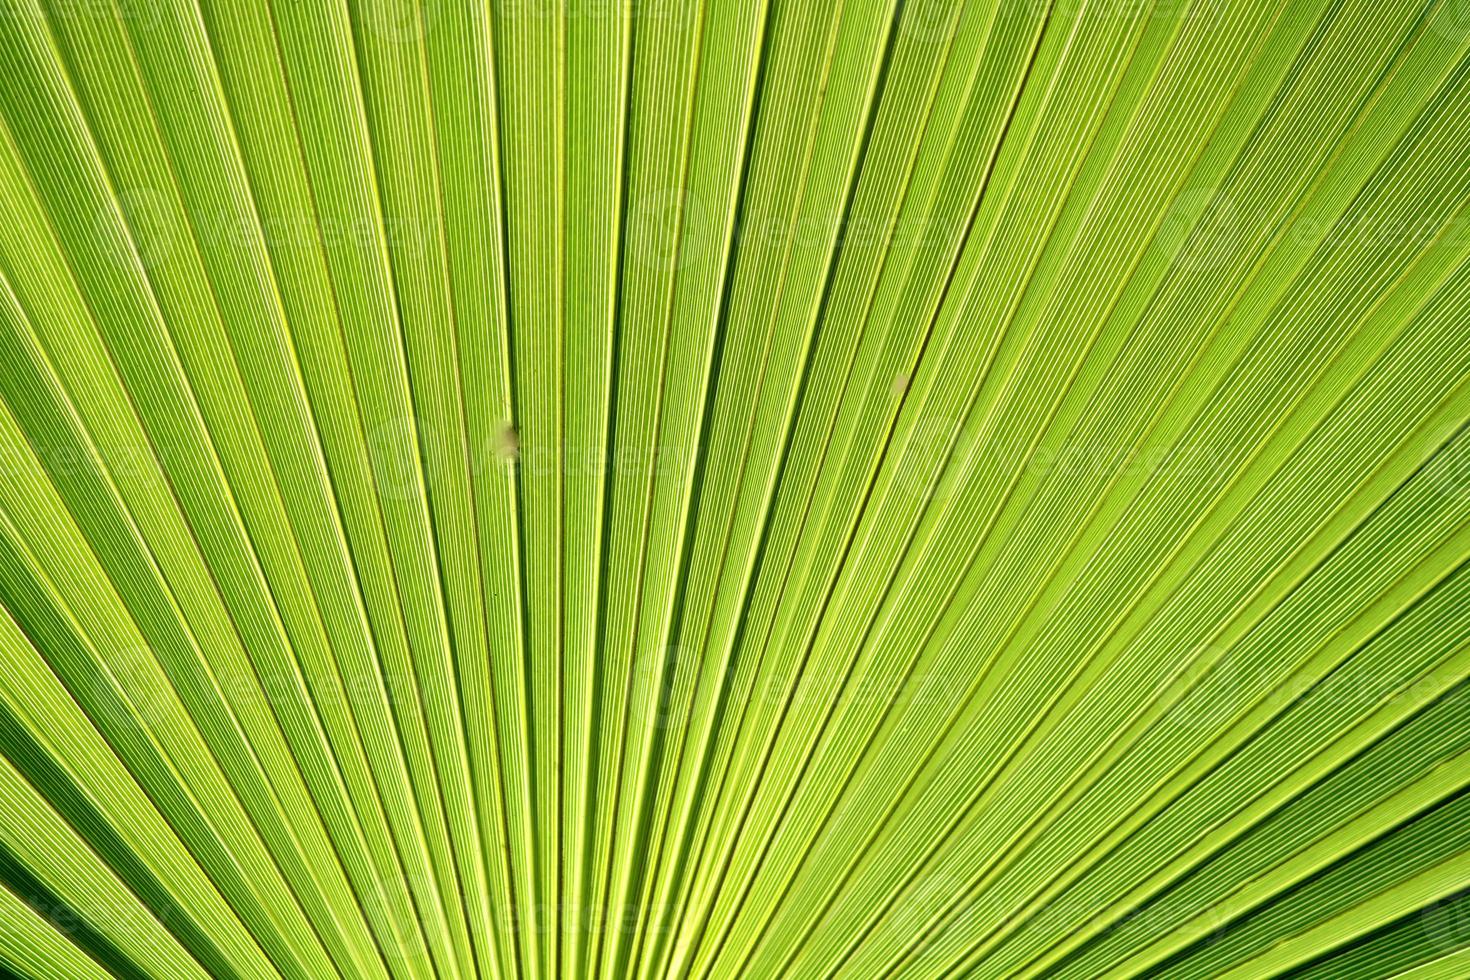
[0,0,1466,978]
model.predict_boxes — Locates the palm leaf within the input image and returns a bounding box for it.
[0,0,1466,978]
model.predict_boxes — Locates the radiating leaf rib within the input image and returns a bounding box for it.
[0,748,211,980]
[0,881,117,980]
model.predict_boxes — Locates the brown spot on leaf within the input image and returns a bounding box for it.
[494,423,519,461]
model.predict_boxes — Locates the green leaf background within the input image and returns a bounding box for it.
[0,0,1466,977]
